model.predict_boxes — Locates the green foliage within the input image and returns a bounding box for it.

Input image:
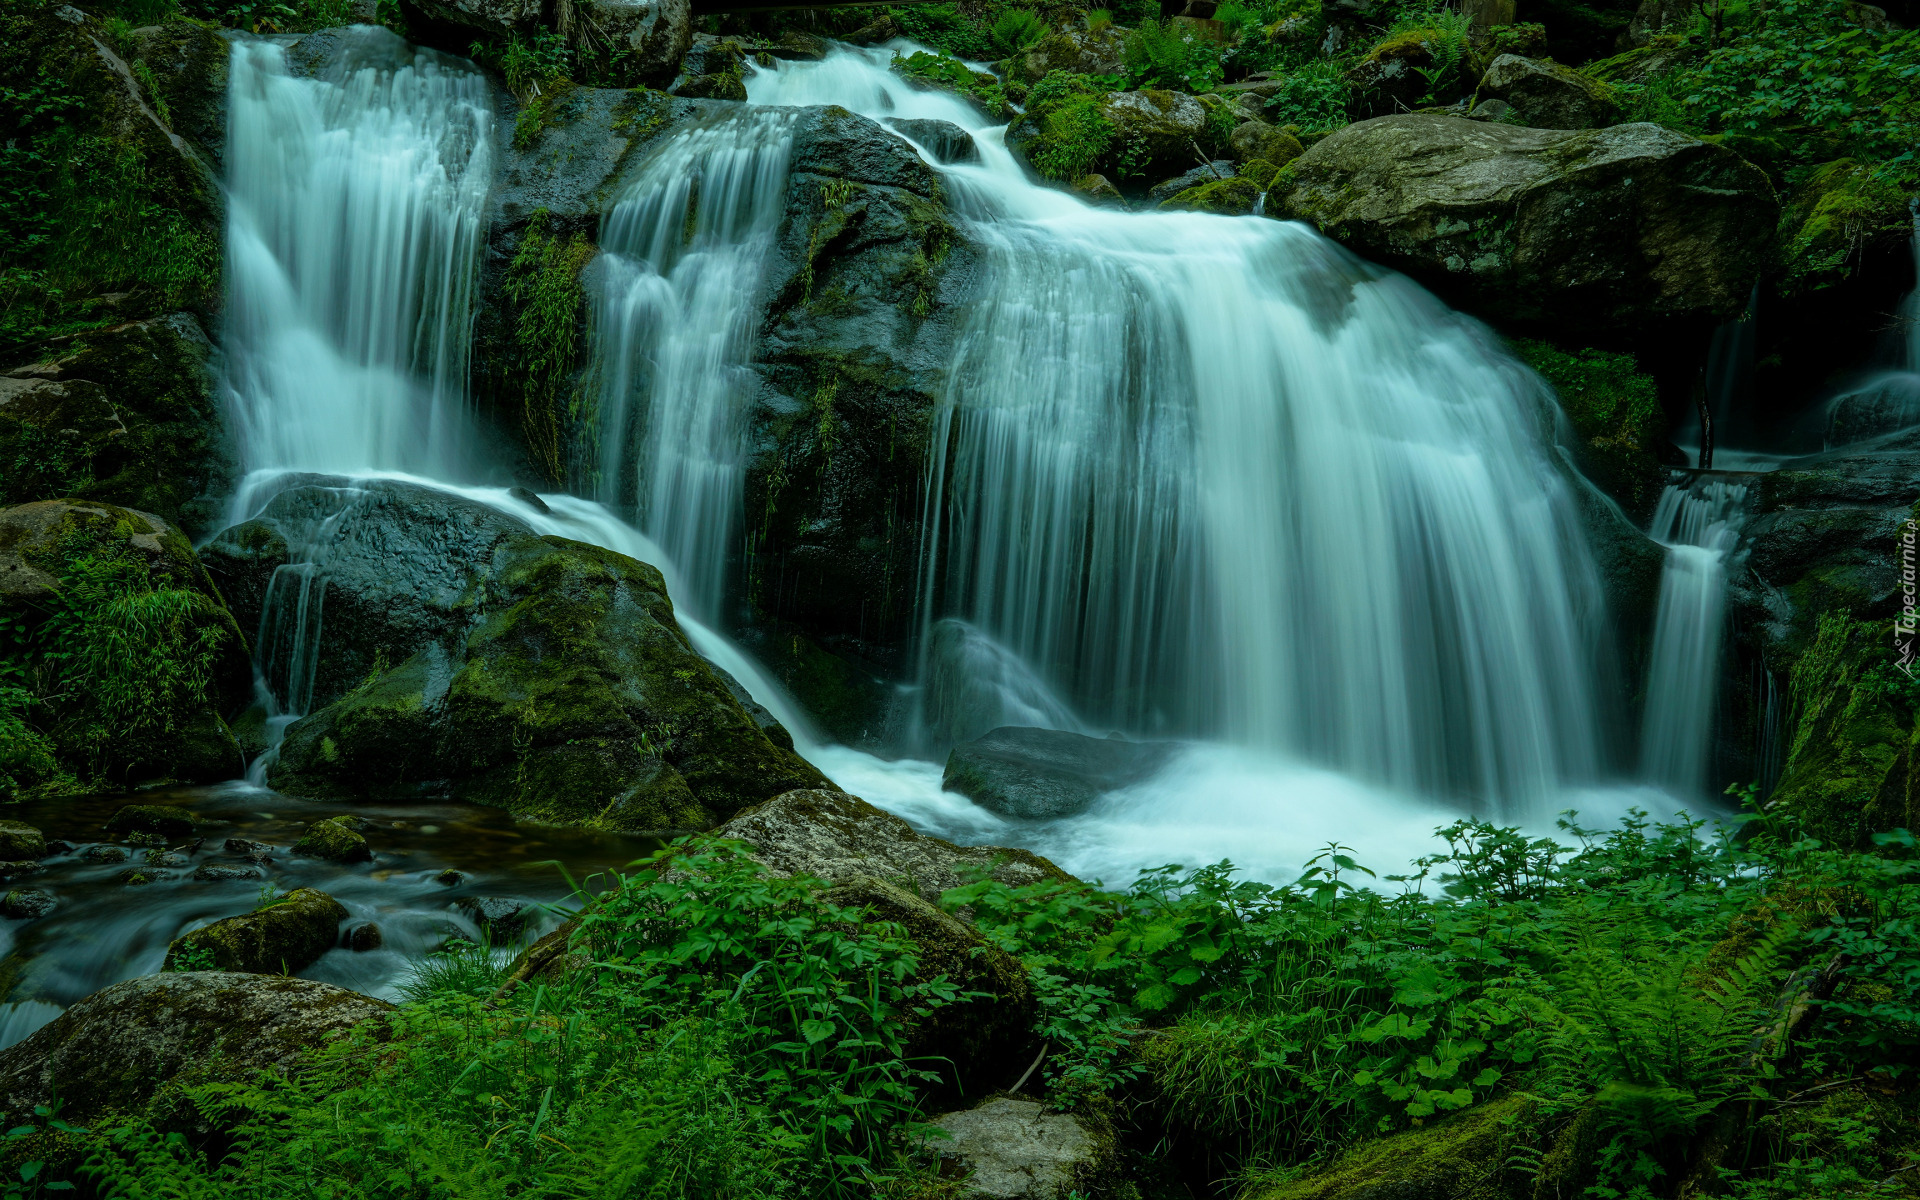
[1123,19,1225,92]
[890,50,1010,119]
[1033,94,1119,181]
[472,29,573,104]
[989,7,1048,57]
[400,937,509,1002]
[1511,337,1665,513]
[1259,60,1353,135]
[887,3,994,60]
[165,940,218,972]
[1086,6,1114,34]
[500,210,596,484]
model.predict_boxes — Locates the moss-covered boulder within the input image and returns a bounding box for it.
[713,788,1070,903]
[1006,28,1128,85]
[1273,114,1777,335]
[164,888,350,975]
[103,804,197,839]
[1248,1095,1533,1199]
[0,6,224,353]
[0,821,43,860]
[0,500,249,793]
[1230,118,1304,170]
[0,314,230,534]
[1475,54,1620,129]
[1160,174,1265,214]
[292,816,372,863]
[0,972,390,1131]
[1510,338,1666,517]
[1008,87,1210,190]
[1348,23,1471,116]
[822,875,1035,1097]
[1775,159,1913,298]
[206,479,829,831]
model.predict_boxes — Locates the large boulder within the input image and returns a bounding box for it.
[1273,114,1778,334]
[0,500,249,790]
[712,788,1070,903]
[0,972,390,1129]
[943,727,1178,820]
[0,313,229,534]
[1476,54,1621,129]
[164,887,350,975]
[204,479,830,830]
[1006,28,1128,85]
[573,0,691,85]
[924,1097,1120,1199]
[1007,88,1211,192]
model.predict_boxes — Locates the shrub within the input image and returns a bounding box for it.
[1123,19,1224,92]
[989,7,1048,58]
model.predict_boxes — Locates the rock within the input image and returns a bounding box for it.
[0,500,249,787]
[346,922,383,952]
[292,817,371,863]
[80,844,128,863]
[204,478,829,831]
[0,972,391,1128]
[405,0,540,38]
[924,1097,1116,1199]
[223,837,273,856]
[670,71,746,101]
[1621,0,1694,47]
[1774,159,1912,297]
[192,863,259,882]
[578,0,692,86]
[0,313,230,534]
[117,867,172,885]
[0,889,54,919]
[1476,54,1620,129]
[143,851,189,868]
[1007,28,1128,84]
[1008,88,1211,191]
[456,895,536,941]
[822,876,1034,1097]
[1147,161,1236,204]
[41,841,75,857]
[433,868,467,886]
[712,788,1070,904]
[1071,173,1127,207]
[163,888,349,975]
[1274,114,1778,334]
[1098,90,1210,182]
[104,804,197,839]
[944,727,1179,820]
[1244,1095,1530,1199]
[883,117,980,165]
[1229,118,1302,169]
[1465,97,1520,124]
[0,821,44,860]
[0,862,39,882]
[1160,174,1264,214]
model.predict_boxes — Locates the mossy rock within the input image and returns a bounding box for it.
[292,817,371,863]
[1160,175,1264,214]
[1509,338,1665,518]
[163,888,349,975]
[0,822,44,860]
[103,804,197,839]
[821,875,1035,1099]
[1248,1095,1534,1199]
[0,972,389,1134]
[1475,54,1619,130]
[1768,613,1918,846]
[1775,159,1913,298]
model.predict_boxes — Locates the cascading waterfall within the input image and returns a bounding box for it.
[748,49,1609,816]
[588,112,799,618]
[1639,477,1751,796]
[1824,206,1920,446]
[223,29,492,509]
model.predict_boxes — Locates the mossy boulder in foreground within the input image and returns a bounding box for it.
[1273,114,1777,335]
[1249,1094,1533,1199]
[205,479,830,831]
[163,888,349,975]
[0,972,389,1131]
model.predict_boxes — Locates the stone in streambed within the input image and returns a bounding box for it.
[191,863,259,882]
[943,727,1177,820]
[1,889,54,919]
[456,896,535,941]
[293,817,371,863]
[103,804,198,839]
[163,887,349,975]
[882,117,980,165]
[0,821,44,860]
[346,922,383,952]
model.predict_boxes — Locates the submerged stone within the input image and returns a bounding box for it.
[0,889,55,919]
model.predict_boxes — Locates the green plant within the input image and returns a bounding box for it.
[500,210,596,483]
[1123,19,1224,91]
[989,7,1048,57]
[400,937,508,1002]
[166,941,218,972]
[1086,7,1114,34]
[1261,60,1352,134]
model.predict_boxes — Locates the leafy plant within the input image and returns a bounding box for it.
[989,7,1048,58]
[1123,19,1224,92]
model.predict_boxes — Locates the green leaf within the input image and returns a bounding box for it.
[800,1019,835,1045]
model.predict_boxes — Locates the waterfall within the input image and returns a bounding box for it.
[222,29,492,511]
[1639,478,1751,795]
[587,112,799,619]
[1824,208,1920,447]
[747,49,1609,816]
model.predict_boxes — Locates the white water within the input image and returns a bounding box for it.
[748,47,1609,816]
[1639,478,1751,796]
[1823,213,1920,447]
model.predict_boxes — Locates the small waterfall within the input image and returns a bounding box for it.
[1824,207,1920,446]
[749,50,1610,815]
[587,112,799,619]
[222,30,493,506]
[1639,478,1751,796]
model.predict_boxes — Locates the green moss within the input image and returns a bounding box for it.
[889,51,1010,120]
[1776,158,1912,297]
[1160,174,1263,214]
[1246,1095,1534,1200]
[1510,338,1666,516]
[501,210,597,483]
[163,887,349,974]
[292,816,371,862]
[1769,613,1919,847]
[104,804,197,837]
[511,78,580,151]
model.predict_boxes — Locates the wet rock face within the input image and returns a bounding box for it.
[0,314,229,537]
[712,788,1069,904]
[164,887,350,975]
[925,1097,1114,1199]
[882,117,980,165]
[206,479,829,831]
[944,727,1179,820]
[1476,54,1622,129]
[1273,114,1778,335]
[0,971,391,1128]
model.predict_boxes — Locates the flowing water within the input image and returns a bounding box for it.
[1639,478,1752,796]
[1823,210,1920,447]
[6,33,1725,1042]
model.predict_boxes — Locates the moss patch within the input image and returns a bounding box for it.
[499,210,596,483]
[1247,1094,1534,1200]
[163,888,349,975]
[1511,338,1666,517]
